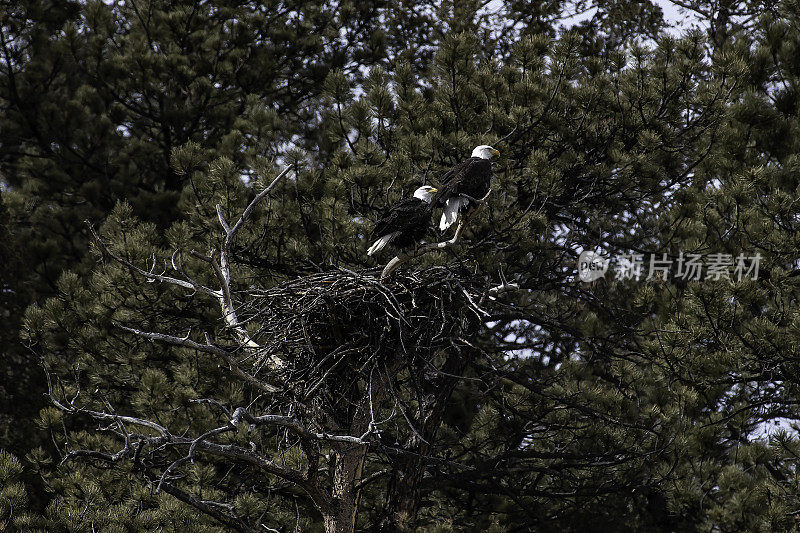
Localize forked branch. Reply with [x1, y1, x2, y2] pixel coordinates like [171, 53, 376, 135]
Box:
[89, 166, 292, 371]
[211, 166, 293, 367]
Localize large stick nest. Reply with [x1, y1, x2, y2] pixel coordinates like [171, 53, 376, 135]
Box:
[236, 266, 489, 402]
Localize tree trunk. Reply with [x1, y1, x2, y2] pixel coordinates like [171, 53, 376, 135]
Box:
[322, 370, 382, 533]
[320, 440, 367, 533]
[323, 507, 355, 533]
[711, 0, 732, 50]
[382, 415, 441, 529]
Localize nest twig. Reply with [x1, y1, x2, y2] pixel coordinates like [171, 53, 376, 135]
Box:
[234, 266, 487, 407]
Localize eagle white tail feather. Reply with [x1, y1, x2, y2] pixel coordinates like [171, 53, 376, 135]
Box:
[367, 231, 401, 256]
[439, 197, 468, 230]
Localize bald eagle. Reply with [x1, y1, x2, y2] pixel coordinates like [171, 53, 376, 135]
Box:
[366, 186, 438, 256]
[434, 145, 499, 230]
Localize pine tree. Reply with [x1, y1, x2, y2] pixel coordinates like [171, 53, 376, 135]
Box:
[660, 0, 781, 49]
[0, 1, 421, 520]
[7, 1, 800, 532]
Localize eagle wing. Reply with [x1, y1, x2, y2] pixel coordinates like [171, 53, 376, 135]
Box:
[372, 197, 430, 238]
[433, 157, 492, 205]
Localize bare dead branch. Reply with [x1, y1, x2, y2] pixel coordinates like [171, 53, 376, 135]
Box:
[115, 324, 281, 393]
[61, 447, 132, 466]
[156, 481, 257, 533]
[226, 165, 293, 248]
[484, 281, 521, 304]
[229, 407, 376, 445]
[354, 467, 391, 490]
[43, 362, 171, 437]
[88, 223, 217, 296]
[208, 166, 292, 369]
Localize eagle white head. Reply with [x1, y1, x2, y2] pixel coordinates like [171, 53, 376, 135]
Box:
[413, 185, 438, 203]
[472, 145, 500, 160]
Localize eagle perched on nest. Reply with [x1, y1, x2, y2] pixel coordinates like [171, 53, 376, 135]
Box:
[434, 145, 500, 230]
[367, 185, 438, 256]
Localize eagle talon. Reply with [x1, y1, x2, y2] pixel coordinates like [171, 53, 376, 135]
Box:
[459, 193, 484, 205]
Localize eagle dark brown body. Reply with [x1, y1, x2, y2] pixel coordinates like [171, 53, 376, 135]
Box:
[432, 157, 493, 206]
[433, 145, 498, 230]
[366, 185, 437, 256]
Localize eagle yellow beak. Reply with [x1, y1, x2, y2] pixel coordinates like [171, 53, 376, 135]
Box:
[430, 187, 438, 193]
[492, 149, 500, 157]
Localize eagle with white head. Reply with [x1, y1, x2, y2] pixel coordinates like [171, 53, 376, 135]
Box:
[366, 185, 438, 256]
[433, 145, 499, 231]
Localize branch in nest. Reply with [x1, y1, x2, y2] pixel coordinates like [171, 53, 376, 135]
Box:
[380, 190, 492, 281]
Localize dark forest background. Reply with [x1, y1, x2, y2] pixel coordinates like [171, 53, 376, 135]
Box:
[3, 0, 800, 531]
